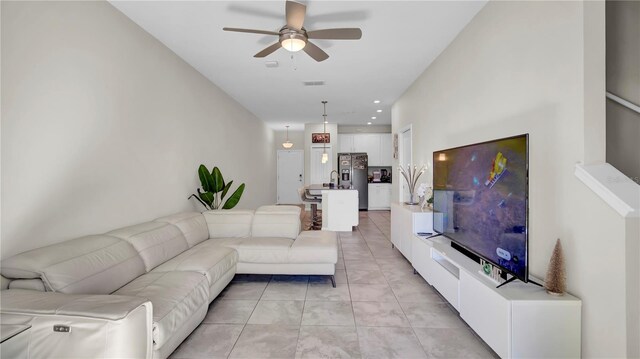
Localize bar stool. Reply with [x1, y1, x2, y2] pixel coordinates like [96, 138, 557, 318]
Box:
[298, 187, 322, 230]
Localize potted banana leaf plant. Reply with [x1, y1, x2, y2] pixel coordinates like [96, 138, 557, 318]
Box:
[188, 164, 245, 210]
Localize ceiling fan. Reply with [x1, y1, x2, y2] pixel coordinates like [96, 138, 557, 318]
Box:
[223, 0, 362, 62]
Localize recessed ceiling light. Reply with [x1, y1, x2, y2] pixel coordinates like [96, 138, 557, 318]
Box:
[376, 109, 382, 113]
[324, 121, 328, 124]
[373, 100, 380, 104]
[371, 117, 376, 120]
[367, 122, 372, 125]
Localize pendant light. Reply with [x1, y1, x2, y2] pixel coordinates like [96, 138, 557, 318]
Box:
[282, 125, 293, 149]
[321, 101, 329, 164]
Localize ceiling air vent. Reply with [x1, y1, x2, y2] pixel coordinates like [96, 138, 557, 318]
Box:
[303, 81, 325, 87]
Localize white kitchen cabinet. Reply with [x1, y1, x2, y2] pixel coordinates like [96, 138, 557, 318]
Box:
[368, 183, 391, 210]
[354, 134, 380, 165]
[337, 133, 392, 166]
[338, 134, 355, 153]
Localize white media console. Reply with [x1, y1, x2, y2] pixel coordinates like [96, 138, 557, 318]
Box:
[390, 202, 581, 358]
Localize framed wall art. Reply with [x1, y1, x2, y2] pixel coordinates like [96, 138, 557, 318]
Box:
[312, 133, 330, 143]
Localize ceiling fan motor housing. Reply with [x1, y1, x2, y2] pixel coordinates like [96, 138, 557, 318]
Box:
[279, 26, 307, 52]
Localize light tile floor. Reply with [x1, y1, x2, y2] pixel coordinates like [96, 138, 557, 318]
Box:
[170, 211, 498, 359]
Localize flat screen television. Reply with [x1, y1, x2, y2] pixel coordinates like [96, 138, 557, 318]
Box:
[433, 134, 529, 282]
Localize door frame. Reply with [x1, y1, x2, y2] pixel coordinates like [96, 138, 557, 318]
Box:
[398, 124, 412, 202]
[276, 149, 304, 204]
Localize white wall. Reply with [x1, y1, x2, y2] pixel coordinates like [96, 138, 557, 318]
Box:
[1, 1, 276, 259]
[392, 1, 630, 356]
[273, 129, 305, 152]
[304, 123, 338, 185]
[626, 217, 640, 358]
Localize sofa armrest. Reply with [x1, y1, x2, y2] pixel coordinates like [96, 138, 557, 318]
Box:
[0, 289, 153, 359]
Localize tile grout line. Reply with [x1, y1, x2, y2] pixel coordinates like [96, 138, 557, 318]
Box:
[340, 230, 364, 355]
[360, 213, 430, 358]
[225, 276, 271, 358]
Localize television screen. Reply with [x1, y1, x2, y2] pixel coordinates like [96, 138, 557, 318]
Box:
[433, 134, 528, 281]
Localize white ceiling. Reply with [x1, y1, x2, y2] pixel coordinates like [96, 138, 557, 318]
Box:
[110, 1, 486, 130]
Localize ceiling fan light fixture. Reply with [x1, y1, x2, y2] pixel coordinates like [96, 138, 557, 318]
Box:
[281, 33, 306, 52]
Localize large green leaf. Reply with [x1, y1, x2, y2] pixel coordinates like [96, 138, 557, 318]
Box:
[221, 181, 233, 201]
[198, 165, 215, 192]
[188, 194, 209, 210]
[222, 183, 245, 209]
[212, 167, 225, 193]
[197, 189, 214, 207]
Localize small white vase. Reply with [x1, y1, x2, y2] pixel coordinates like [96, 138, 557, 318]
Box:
[405, 192, 419, 205]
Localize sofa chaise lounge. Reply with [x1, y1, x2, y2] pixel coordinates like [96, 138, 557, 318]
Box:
[0, 205, 337, 358]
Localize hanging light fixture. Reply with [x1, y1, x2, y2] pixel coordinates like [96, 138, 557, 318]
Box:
[321, 101, 329, 164]
[282, 125, 293, 149]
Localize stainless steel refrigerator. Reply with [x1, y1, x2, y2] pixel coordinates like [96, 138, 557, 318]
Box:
[338, 153, 368, 210]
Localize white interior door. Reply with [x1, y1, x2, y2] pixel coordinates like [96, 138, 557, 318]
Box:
[399, 127, 412, 203]
[310, 146, 332, 185]
[277, 150, 304, 204]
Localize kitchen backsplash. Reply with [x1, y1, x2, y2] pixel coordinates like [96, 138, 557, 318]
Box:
[368, 166, 392, 183]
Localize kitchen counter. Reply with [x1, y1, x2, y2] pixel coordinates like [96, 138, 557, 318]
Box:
[306, 184, 358, 231]
[306, 184, 354, 196]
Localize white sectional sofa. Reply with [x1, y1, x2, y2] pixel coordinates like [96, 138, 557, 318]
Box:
[0, 205, 337, 359]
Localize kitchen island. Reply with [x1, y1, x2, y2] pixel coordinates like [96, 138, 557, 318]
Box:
[306, 184, 359, 231]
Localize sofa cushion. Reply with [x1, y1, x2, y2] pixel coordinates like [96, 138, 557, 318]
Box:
[256, 205, 302, 214]
[289, 230, 338, 264]
[0, 235, 145, 294]
[232, 237, 294, 264]
[203, 210, 254, 238]
[108, 222, 189, 272]
[151, 243, 238, 287]
[114, 271, 209, 350]
[154, 212, 208, 248]
[251, 211, 301, 239]
[8, 279, 46, 292]
[202, 237, 248, 248]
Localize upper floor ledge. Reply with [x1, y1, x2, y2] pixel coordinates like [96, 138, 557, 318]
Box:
[575, 163, 640, 218]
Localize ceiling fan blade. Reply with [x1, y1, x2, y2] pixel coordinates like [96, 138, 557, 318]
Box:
[303, 41, 329, 62]
[254, 42, 282, 58]
[285, 1, 306, 30]
[307, 28, 362, 40]
[223, 27, 279, 36]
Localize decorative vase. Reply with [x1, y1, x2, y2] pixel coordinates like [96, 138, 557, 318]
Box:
[399, 164, 426, 206]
